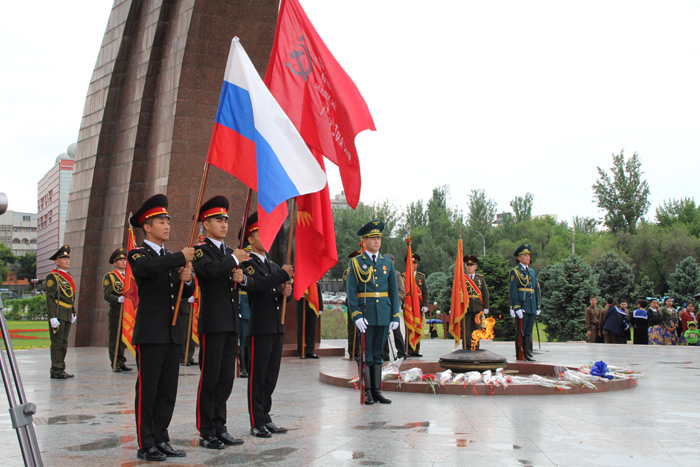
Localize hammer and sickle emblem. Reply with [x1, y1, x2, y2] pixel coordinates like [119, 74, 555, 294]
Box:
[284, 36, 313, 81]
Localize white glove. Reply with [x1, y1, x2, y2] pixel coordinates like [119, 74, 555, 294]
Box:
[509, 308, 515, 318]
[188, 296, 195, 304]
[484, 308, 489, 315]
[421, 307, 428, 313]
[389, 321, 399, 330]
[319, 309, 323, 316]
[118, 296, 125, 303]
[71, 314, 77, 324]
[536, 309, 541, 316]
[516, 309, 523, 319]
[50, 318, 60, 329]
[354, 317, 368, 333]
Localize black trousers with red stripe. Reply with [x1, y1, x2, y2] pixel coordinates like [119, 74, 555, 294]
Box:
[197, 331, 238, 438]
[134, 343, 181, 448]
[247, 333, 283, 428]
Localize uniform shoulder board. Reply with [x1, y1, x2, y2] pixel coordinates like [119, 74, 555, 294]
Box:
[129, 248, 146, 260]
[417, 271, 426, 277]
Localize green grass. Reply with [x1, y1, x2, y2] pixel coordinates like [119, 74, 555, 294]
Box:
[1, 321, 51, 350]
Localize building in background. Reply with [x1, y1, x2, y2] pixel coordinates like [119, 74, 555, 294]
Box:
[331, 191, 348, 210]
[0, 209, 37, 256]
[36, 144, 75, 278]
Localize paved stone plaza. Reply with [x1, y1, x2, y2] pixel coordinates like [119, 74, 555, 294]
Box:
[0, 338, 698, 466]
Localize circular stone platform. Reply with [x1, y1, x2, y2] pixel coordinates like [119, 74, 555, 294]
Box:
[319, 360, 636, 396]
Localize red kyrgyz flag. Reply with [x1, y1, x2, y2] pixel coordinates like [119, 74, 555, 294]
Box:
[264, 0, 375, 208]
[191, 275, 201, 345]
[121, 225, 139, 356]
[293, 151, 338, 300]
[449, 237, 469, 345]
[404, 237, 423, 350]
[304, 282, 320, 317]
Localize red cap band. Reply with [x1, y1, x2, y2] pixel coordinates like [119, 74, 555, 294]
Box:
[138, 207, 169, 225]
[200, 207, 228, 221]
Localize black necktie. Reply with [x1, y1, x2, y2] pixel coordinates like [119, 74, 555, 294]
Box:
[159, 248, 165, 257]
[372, 254, 376, 264]
[220, 244, 226, 255]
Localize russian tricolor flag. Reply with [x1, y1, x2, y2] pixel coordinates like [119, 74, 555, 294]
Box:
[207, 37, 326, 241]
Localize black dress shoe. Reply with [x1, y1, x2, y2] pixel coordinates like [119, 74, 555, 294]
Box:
[265, 422, 288, 434]
[239, 369, 248, 378]
[155, 441, 186, 457]
[113, 366, 122, 373]
[137, 446, 166, 461]
[250, 426, 272, 438]
[119, 365, 133, 372]
[304, 353, 320, 359]
[50, 372, 74, 379]
[199, 435, 225, 450]
[217, 431, 244, 446]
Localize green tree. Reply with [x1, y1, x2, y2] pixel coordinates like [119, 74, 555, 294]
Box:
[573, 216, 598, 235]
[539, 255, 598, 341]
[0, 244, 13, 283]
[467, 189, 496, 235]
[510, 193, 533, 223]
[478, 252, 513, 340]
[667, 256, 700, 305]
[426, 272, 447, 305]
[15, 253, 36, 280]
[655, 197, 700, 237]
[633, 275, 656, 302]
[594, 252, 635, 302]
[592, 150, 650, 233]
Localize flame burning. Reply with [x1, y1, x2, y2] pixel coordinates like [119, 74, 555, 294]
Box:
[471, 313, 496, 350]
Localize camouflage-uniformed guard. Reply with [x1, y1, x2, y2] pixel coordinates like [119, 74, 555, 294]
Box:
[102, 247, 132, 372]
[509, 243, 540, 361]
[346, 220, 400, 405]
[46, 245, 77, 379]
[462, 255, 490, 350]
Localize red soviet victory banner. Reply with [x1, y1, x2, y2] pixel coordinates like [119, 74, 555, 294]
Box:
[121, 225, 139, 356]
[293, 151, 338, 301]
[264, 0, 375, 208]
[404, 237, 423, 350]
[449, 237, 469, 345]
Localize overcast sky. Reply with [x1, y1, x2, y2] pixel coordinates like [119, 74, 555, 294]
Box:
[2, 0, 699, 226]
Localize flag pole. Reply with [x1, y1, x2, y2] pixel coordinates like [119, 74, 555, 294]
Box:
[172, 160, 211, 326]
[234, 189, 253, 291]
[280, 199, 297, 325]
[301, 299, 306, 358]
[184, 301, 194, 365]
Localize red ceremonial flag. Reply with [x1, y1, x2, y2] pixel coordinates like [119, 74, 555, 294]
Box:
[121, 225, 139, 356]
[191, 275, 201, 345]
[293, 151, 338, 300]
[404, 237, 423, 350]
[264, 0, 375, 208]
[303, 282, 320, 317]
[449, 237, 469, 345]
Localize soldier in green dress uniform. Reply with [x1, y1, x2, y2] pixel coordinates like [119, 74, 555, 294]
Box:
[102, 247, 132, 372]
[46, 245, 77, 379]
[462, 255, 490, 350]
[509, 243, 540, 361]
[346, 220, 400, 405]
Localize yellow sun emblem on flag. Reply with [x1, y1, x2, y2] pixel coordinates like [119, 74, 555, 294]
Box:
[297, 210, 313, 227]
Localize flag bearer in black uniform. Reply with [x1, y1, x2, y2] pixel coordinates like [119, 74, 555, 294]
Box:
[46, 245, 77, 379]
[296, 281, 321, 358]
[405, 253, 428, 357]
[346, 220, 401, 405]
[102, 247, 132, 372]
[193, 196, 248, 449]
[128, 194, 195, 462]
[240, 213, 294, 438]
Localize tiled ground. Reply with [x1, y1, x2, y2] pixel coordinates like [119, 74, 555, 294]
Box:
[0, 338, 698, 466]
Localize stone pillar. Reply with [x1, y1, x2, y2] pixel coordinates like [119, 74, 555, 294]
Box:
[65, 0, 279, 346]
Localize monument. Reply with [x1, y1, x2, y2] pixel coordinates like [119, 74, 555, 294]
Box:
[64, 0, 281, 347]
